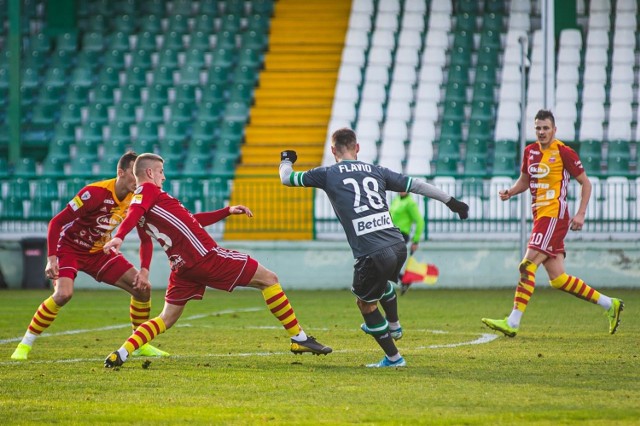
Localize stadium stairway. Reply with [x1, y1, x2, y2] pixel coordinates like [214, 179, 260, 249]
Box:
[226, 0, 349, 240]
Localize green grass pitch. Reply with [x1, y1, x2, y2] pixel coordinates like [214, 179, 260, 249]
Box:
[1, 288, 638, 425]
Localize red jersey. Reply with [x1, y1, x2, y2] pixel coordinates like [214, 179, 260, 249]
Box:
[521, 139, 584, 220]
[51, 178, 133, 255]
[116, 182, 223, 272]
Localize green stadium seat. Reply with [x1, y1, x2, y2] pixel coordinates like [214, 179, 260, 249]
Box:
[493, 140, 518, 159]
[75, 139, 100, 161]
[218, 119, 245, 142]
[442, 100, 465, 121]
[237, 48, 261, 68]
[440, 119, 463, 140]
[466, 137, 490, 156]
[200, 0, 219, 14]
[1, 196, 24, 220]
[120, 84, 142, 105]
[479, 29, 501, 49]
[168, 14, 189, 34]
[113, 102, 137, 125]
[97, 66, 120, 87]
[581, 155, 602, 176]
[475, 64, 497, 85]
[52, 121, 76, 143]
[211, 47, 236, 69]
[191, 30, 212, 50]
[70, 66, 95, 88]
[33, 178, 59, 201]
[492, 155, 517, 176]
[177, 177, 204, 200]
[23, 50, 47, 71]
[188, 138, 212, 157]
[485, 1, 506, 14]
[60, 177, 88, 200]
[210, 152, 238, 175]
[197, 100, 225, 122]
[607, 140, 631, 157]
[21, 67, 40, 89]
[192, 120, 216, 143]
[14, 158, 37, 177]
[579, 140, 602, 157]
[444, 81, 466, 102]
[113, 14, 136, 34]
[164, 120, 189, 143]
[136, 30, 158, 50]
[220, 14, 242, 32]
[241, 29, 269, 50]
[437, 138, 461, 159]
[472, 81, 494, 102]
[477, 45, 500, 66]
[450, 45, 472, 67]
[82, 31, 104, 52]
[207, 66, 230, 86]
[182, 154, 210, 177]
[151, 66, 174, 87]
[158, 49, 179, 70]
[140, 15, 162, 35]
[103, 49, 126, 69]
[7, 178, 31, 198]
[38, 84, 65, 106]
[131, 49, 152, 69]
[185, 48, 206, 68]
[607, 156, 630, 176]
[147, 83, 169, 103]
[158, 136, 184, 161]
[216, 136, 242, 155]
[131, 138, 155, 154]
[169, 102, 193, 122]
[455, 13, 476, 33]
[447, 64, 469, 84]
[93, 83, 115, 105]
[56, 32, 78, 52]
[108, 31, 130, 51]
[41, 155, 67, 178]
[43, 66, 67, 87]
[464, 155, 489, 176]
[228, 82, 254, 102]
[163, 31, 185, 51]
[251, 0, 275, 15]
[216, 30, 237, 50]
[140, 101, 164, 124]
[47, 138, 72, 161]
[194, 15, 216, 34]
[246, 13, 271, 32]
[460, 177, 486, 197]
[224, 0, 245, 15]
[178, 66, 201, 86]
[136, 121, 159, 144]
[30, 32, 51, 53]
[470, 101, 494, 121]
[103, 138, 129, 158]
[435, 156, 459, 176]
[142, 0, 165, 14]
[68, 156, 95, 177]
[108, 121, 131, 143]
[86, 102, 109, 125]
[452, 29, 474, 49]
[125, 66, 147, 87]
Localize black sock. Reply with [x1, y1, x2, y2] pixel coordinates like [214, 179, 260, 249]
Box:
[363, 309, 398, 357]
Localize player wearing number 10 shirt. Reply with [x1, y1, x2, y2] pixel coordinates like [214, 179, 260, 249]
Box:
[482, 109, 624, 338]
[280, 128, 469, 367]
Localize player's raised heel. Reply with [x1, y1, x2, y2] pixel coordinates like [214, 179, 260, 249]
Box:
[132, 343, 170, 357]
[11, 343, 32, 360]
[104, 351, 124, 368]
[366, 355, 406, 368]
[481, 317, 518, 337]
[290, 336, 332, 355]
[607, 298, 624, 335]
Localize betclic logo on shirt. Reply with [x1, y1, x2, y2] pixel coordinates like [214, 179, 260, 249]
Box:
[352, 211, 394, 236]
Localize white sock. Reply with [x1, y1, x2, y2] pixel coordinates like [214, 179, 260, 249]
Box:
[21, 331, 38, 347]
[507, 310, 523, 328]
[387, 353, 402, 362]
[117, 347, 129, 361]
[597, 295, 612, 310]
[388, 321, 401, 331]
[291, 330, 308, 342]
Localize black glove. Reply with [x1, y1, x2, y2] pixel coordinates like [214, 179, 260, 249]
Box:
[446, 197, 469, 220]
[280, 150, 297, 164]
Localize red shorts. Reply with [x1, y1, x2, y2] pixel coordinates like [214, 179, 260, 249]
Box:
[165, 247, 259, 306]
[528, 216, 569, 258]
[56, 245, 135, 285]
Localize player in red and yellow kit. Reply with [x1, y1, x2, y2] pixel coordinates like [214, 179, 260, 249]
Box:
[11, 151, 169, 360]
[102, 153, 331, 368]
[482, 109, 624, 336]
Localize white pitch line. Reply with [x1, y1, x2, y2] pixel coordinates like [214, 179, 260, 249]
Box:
[0, 307, 264, 345]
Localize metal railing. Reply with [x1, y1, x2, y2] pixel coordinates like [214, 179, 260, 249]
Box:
[1, 175, 639, 239]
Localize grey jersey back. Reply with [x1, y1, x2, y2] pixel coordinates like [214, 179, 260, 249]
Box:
[300, 160, 410, 258]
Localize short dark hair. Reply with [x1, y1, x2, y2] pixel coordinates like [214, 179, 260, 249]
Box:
[331, 128, 357, 153]
[534, 109, 555, 126]
[117, 150, 138, 171]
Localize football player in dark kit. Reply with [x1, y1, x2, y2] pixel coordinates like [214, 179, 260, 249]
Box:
[280, 128, 469, 367]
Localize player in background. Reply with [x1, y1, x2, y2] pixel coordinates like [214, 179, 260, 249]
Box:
[102, 153, 331, 368]
[11, 151, 169, 360]
[279, 128, 469, 367]
[482, 109, 624, 337]
[389, 191, 425, 295]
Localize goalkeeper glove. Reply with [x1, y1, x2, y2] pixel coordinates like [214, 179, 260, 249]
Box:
[280, 150, 297, 164]
[446, 197, 469, 220]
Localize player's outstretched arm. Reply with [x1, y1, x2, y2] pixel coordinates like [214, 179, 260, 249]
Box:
[279, 150, 298, 186]
[229, 205, 253, 217]
[409, 178, 469, 220]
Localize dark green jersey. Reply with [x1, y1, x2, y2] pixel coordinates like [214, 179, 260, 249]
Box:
[289, 160, 411, 258]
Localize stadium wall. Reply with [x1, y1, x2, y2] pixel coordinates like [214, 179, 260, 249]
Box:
[1, 239, 639, 290]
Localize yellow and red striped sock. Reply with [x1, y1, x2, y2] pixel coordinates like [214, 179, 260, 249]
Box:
[550, 273, 601, 304]
[262, 283, 301, 337]
[513, 260, 537, 312]
[129, 297, 151, 331]
[27, 296, 62, 335]
[123, 317, 167, 354]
